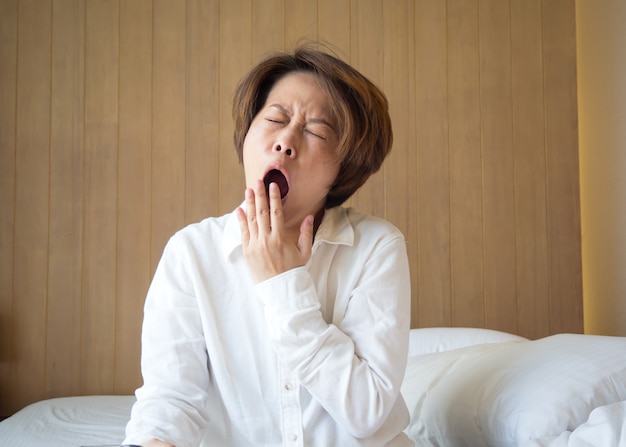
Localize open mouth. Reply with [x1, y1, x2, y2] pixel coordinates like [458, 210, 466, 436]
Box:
[263, 169, 289, 200]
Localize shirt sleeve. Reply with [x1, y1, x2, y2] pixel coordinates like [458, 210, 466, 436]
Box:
[124, 236, 210, 447]
[254, 232, 411, 439]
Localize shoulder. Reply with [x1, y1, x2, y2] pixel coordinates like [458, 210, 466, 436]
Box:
[164, 211, 234, 258]
[320, 206, 406, 252]
[342, 207, 405, 241]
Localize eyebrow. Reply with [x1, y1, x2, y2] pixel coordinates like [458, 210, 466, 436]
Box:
[268, 104, 336, 132]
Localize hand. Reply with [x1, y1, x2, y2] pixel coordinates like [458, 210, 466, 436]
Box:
[236, 179, 314, 283]
[139, 439, 175, 447]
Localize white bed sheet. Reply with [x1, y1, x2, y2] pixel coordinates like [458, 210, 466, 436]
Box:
[1, 329, 624, 447]
[0, 395, 135, 447]
[525, 400, 626, 447]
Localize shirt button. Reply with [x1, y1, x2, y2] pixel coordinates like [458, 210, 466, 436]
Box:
[291, 434, 298, 442]
[284, 383, 293, 391]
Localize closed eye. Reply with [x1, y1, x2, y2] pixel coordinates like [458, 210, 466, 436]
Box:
[305, 128, 327, 140]
[266, 118, 285, 124]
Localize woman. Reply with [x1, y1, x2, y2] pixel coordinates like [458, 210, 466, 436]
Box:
[123, 45, 413, 447]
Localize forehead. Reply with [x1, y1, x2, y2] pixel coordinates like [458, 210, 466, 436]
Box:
[264, 71, 330, 111]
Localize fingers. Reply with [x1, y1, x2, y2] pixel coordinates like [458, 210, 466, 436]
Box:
[252, 179, 271, 234]
[268, 183, 284, 234]
[238, 182, 312, 282]
[241, 180, 285, 240]
[297, 214, 314, 259]
[243, 187, 258, 240]
[236, 206, 250, 244]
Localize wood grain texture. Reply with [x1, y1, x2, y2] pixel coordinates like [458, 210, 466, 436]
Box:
[350, 0, 385, 218]
[479, 0, 517, 333]
[46, 0, 85, 399]
[511, 0, 550, 338]
[415, 0, 450, 327]
[542, 0, 583, 334]
[0, 0, 18, 413]
[82, 0, 119, 395]
[116, 0, 152, 394]
[0, 0, 582, 416]
[448, 0, 484, 329]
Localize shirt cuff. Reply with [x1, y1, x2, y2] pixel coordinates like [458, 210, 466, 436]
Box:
[254, 266, 319, 317]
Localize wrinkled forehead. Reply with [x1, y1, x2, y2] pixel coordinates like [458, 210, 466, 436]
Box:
[261, 70, 342, 130]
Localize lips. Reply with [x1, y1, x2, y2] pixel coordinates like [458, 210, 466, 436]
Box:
[263, 169, 289, 200]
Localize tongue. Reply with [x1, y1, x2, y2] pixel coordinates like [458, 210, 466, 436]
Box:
[263, 169, 289, 199]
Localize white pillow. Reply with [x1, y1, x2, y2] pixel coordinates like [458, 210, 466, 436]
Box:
[408, 327, 528, 356]
[401, 334, 626, 446]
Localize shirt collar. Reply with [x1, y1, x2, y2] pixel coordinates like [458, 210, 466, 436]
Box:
[222, 204, 354, 261]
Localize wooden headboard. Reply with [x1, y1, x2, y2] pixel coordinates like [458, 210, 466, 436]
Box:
[0, 0, 581, 416]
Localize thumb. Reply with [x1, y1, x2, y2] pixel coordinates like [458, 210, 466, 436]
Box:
[297, 214, 314, 261]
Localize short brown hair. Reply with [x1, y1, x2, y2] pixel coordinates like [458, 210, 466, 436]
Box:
[232, 45, 393, 208]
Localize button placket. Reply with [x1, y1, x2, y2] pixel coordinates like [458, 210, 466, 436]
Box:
[279, 365, 303, 446]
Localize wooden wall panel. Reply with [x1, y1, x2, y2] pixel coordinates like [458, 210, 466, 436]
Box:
[218, 0, 250, 215]
[415, 0, 450, 327]
[285, 0, 317, 47]
[0, 0, 18, 408]
[350, 0, 385, 218]
[318, 0, 351, 60]
[0, 0, 582, 416]
[151, 0, 187, 270]
[46, 0, 85, 398]
[379, 1, 419, 330]
[252, 0, 285, 59]
[82, 0, 119, 395]
[543, 0, 583, 334]
[448, 0, 484, 328]
[185, 0, 220, 223]
[479, 0, 518, 333]
[116, 0, 153, 394]
[511, 0, 550, 338]
[11, 0, 52, 412]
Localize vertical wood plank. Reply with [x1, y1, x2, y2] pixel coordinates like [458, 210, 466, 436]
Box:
[218, 0, 251, 214]
[285, 0, 317, 47]
[511, 0, 550, 339]
[448, 0, 485, 328]
[0, 0, 18, 416]
[383, 0, 418, 326]
[82, 0, 119, 395]
[116, 0, 152, 394]
[350, 0, 385, 218]
[414, 0, 450, 327]
[542, 0, 583, 334]
[0, 0, 587, 413]
[479, 0, 517, 333]
[186, 0, 220, 224]
[151, 0, 187, 269]
[11, 0, 52, 412]
[318, 0, 351, 59]
[252, 0, 285, 62]
[46, 0, 85, 398]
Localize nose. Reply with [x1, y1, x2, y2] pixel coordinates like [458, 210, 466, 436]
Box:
[273, 143, 294, 157]
[273, 127, 298, 158]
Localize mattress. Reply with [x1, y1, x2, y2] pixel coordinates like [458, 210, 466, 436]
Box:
[0, 395, 134, 447]
[1, 328, 625, 447]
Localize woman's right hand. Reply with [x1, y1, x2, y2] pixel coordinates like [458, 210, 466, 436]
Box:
[141, 439, 175, 447]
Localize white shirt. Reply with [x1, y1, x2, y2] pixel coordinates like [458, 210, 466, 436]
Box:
[124, 205, 413, 447]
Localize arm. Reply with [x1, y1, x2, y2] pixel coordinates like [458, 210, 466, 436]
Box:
[237, 180, 410, 438]
[256, 234, 411, 438]
[124, 238, 210, 447]
[129, 440, 175, 447]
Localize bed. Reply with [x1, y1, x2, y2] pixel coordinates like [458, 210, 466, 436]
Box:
[1, 328, 625, 447]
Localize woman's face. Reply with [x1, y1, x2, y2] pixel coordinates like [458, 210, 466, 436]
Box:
[242, 71, 342, 233]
